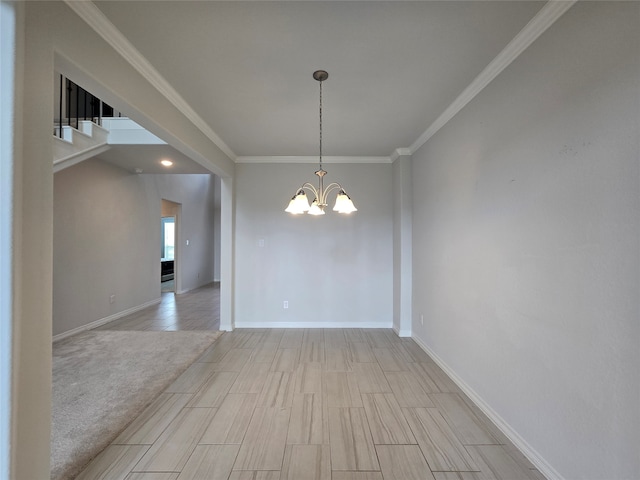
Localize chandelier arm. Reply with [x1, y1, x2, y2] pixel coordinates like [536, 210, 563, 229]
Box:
[322, 182, 344, 203]
[300, 183, 319, 198]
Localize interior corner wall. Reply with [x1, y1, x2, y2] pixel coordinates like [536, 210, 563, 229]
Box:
[392, 156, 412, 337]
[1, 1, 26, 477]
[410, 3, 639, 479]
[11, 1, 54, 477]
[53, 159, 217, 337]
[219, 175, 235, 331]
[234, 162, 393, 328]
[213, 175, 222, 282]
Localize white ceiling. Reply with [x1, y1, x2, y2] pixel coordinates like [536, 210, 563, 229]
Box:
[97, 144, 213, 175]
[87, 1, 546, 169]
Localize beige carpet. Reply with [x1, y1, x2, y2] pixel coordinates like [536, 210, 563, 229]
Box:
[51, 330, 222, 480]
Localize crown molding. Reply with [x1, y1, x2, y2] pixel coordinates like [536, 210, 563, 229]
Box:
[408, 0, 576, 155]
[390, 148, 412, 163]
[236, 155, 391, 164]
[64, 0, 237, 162]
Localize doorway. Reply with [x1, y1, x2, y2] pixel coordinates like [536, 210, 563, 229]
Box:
[161, 199, 181, 293]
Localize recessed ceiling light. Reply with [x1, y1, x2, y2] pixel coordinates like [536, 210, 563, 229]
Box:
[160, 159, 173, 167]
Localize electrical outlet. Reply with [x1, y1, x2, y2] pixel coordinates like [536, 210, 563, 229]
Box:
[420, 314, 424, 325]
[283, 301, 289, 309]
[109, 294, 116, 304]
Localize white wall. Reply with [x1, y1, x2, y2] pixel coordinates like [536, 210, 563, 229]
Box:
[234, 162, 393, 327]
[53, 158, 217, 337]
[411, 3, 639, 479]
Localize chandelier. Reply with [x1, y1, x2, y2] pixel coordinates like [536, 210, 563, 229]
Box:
[285, 70, 357, 215]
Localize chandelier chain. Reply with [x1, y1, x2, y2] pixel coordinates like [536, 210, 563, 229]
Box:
[319, 78, 323, 171]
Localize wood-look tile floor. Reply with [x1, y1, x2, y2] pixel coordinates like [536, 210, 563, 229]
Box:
[78, 323, 546, 479]
[94, 283, 221, 332]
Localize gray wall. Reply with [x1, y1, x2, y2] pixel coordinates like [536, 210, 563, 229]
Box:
[53, 158, 217, 337]
[410, 3, 639, 479]
[234, 162, 393, 327]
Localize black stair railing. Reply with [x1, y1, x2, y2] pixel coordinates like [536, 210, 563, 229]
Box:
[55, 74, 121, 138]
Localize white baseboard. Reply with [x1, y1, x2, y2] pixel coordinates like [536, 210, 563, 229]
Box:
[411, 335, 563, 480]
[234, 321, 393, 329]
[393, 324, 412, 337]
[52, 298, 161, 343]
[176, 280, 219, 295]
[175, 286, 202, 295]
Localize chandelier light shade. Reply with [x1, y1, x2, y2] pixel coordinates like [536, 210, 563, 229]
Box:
[285, 70, 357, 216]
